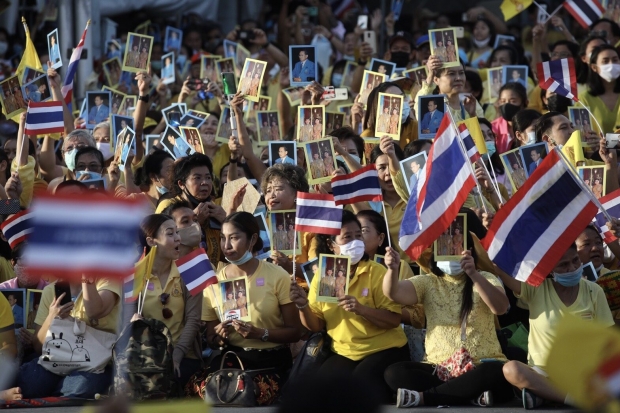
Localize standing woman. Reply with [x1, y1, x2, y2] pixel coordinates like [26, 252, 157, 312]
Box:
[132, 214, 203, 388]
[580, 44, 620, 134]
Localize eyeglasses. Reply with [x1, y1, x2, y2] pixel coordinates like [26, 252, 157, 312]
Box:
[160, 293, 172, 319]
[75, 163, 103, 172]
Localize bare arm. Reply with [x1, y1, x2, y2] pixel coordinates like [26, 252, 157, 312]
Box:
[289, 282, 326, 332]
[339, 295, 401, 329]
[39, 136, 64, 182]
[230, 93, 267, 180]
[16, 113, 28, 167]
[252, 29, 289, 69]
[81, 282, 118, 320]
[492, 264, 522, 296]
[383, 247, 419, 305]
[47, 63, 74, 135]
[232, 302, 302, 343]
[461, 251, 509, 315]
[132, 70, 153, 166]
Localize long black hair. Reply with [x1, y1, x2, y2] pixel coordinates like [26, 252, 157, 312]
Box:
[357, 210, 390, 257]
[587, 44, 620, 96]
[315, 210, 369, 263]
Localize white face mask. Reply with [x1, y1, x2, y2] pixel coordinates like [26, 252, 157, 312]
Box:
[436, 260, 463, 276]
[64, 148, 77, 171]
[337, 239, 365, 265]
[473, 37, 490, 48]
[526, 131, 536, 145]
[598, 63, 620, 82]
[96, 141, 113, 161]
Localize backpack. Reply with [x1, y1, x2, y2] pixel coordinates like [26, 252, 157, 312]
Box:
[113, 318, 175, 400]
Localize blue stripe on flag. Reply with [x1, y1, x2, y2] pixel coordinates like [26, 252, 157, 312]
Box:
[492, 171, 581, 275]
[28, 223, 138, 248]
[332, 174, 382, 197]
[27, 111, 64, 124]
[297, 204, 342, 222]
[420, 137, 466, 214]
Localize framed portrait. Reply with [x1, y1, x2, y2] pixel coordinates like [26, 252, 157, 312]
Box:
[326, 112, 345, 134]
[429, 28, 459, 67]
[493, 34, 516, 49]
[297, 105, 325, 143]
[103, 57, 122, 87]
[236, 44, 251, 76]
[269, 141, 297, 167]
[21, 74, 51, 104]
[403, 66, 428, 87]
[179, 113, 205, 128]
[256, 111, 283, 145]
[117, 127, 136, 172]
[282, 86, 303, 106]
[179, 126, 204, 155]
[102, 86, 126, 116]
[26, 289, 43, 331]
[105, 39, 122, 60]
[163, 26, 183, 53]
[161, 125, 194, 159]
[487, 67, 503, 103]
[289, 45, 318, 87]
[500, 148, 528, 194]
[161, 52, 175, 85]
[257, 96, 271, 111]
[301, 258, 319, 286]
[317, 254, 350, 303]
[223, 39, 238, 59]
[268, 210, 301, 256]
[341, 61, 358, 89]
[363, 137, 380, 164]
[122, 32, 154, 73]
[374, 254, 386, 267]
[360, 70, 386, 105]
[188, 109, 209, 120]
[303, 138, 337, 185]
[111, 114, 134, 148]
[215, 107, 233, 144]
[218, 276, 251, 322]
[254, 212, 272, 260]
[85, 91, 112, 129]
[145, 134, 162, 154]
[582, 261, 598, 282]
[1, 289, 26, 329]
[200, 55, 221, 83]
[370, 58, 396, 78]
[578, 166, 606, 199]
[239, 58, 267, 102]
[337, 103, 354, 127]
[0, 75, 27, 119]
[375, 92, 403, 140]
[215, 58, 236, 80]
[502, 65, 529, 88]
[434, 213, 467, 262]
[47, 29, 62, 69]
[568, 107, 597, 142]
[162, 104, 183, 127]
[119, 95, 137, 117]
[417, 94, 446, 140]
[400, 152, 428, 195]
[21, 66, 45, 85]
[519, 142, 549, 178]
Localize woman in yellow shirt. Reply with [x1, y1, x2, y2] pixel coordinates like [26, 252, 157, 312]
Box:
[383, 226, 512, 407]
[290, 210, 409, 403]
[580, 44, 620, 134]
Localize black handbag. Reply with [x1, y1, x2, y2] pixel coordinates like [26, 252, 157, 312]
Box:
[203, 351, 273, 407]
[287, 331, 332, 382]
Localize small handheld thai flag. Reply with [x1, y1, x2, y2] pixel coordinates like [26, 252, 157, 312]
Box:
[24, 101, 64, 135]
[537, 58, 579, 102]
[458, 123, 481, 163]
[482, 149, 598, 286]
[62, 22, 89, 111]
[295, 193, 343, 235]
[593, 189, 620, 244]
[176, 248, 217, 296]
[331, 164, 383, 205]
[23, 193, 150, 282]
[0, 209, 32, 248]
[563, 0, 604, 28]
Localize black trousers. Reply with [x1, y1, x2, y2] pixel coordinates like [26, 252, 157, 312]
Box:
[318, 345, 410, 403]
[384, 361, 514, 406]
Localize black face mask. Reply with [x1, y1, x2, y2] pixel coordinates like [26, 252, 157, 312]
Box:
[499, 103, 521, 122]
[546, 94, 572, 114]
[390, 51, 410, 68]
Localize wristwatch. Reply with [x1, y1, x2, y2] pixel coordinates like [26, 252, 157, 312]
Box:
[261, 328, 269, 342]
[138, 95, 149, 103]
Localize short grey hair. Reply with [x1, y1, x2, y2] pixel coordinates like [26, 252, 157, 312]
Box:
[64, 130, 96, 150]
[93, 122, 110, 134]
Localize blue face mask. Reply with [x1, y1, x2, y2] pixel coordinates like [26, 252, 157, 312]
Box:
[484, 141, 496, 159]
[225, 249, 254, 266]
[75, 170, 103, 180]
[552, 265, 583, 287]
[332, 73, 343, 87]
[42, 64, 48, 72]
[64, 149, 77, 171]
[401, 102, 411, 124]
[156, 178, 168, 195]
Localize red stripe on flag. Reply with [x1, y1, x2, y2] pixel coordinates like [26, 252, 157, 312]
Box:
[295, 224, 341, 235]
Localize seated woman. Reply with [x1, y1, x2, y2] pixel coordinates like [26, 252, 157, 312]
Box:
[0, 293, 20, 401]
[499, 243, 614, 409]
[383, 222, 512, 407]
[129, 214, 203, 388]
[289, 210, 409, 403]
[16, 270, 121, 398]
[201, 212, 301, 395]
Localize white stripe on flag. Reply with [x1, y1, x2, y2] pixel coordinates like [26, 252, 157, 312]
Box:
[561, 59, 571, 95]
[543, 61, 551, 83]
[332, 169, 378, 186]
[32, 202, 147, 225]
[186, 273, 214, 291]
[25, 246, 137, 269]
[570, 1, 593, 25]
[177, 254, 208, 273]
[295, 217, 341, 229]
[27, 106, 63, 114]
[584, 0, 604, 14]
[334, 187, 384, 199]
[297, 198, 341, 208]
[25, 121, 64, 131]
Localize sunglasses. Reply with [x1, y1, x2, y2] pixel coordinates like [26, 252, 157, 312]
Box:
[160, 293, 173, 319]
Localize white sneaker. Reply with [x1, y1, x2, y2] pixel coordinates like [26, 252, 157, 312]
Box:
[396, 388, 421, 408]
[471, 391, 493, 407]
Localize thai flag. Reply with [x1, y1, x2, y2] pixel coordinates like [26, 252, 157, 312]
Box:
[24, 101, 64, 135]
[61, 22, 90, 111]
[537, 58, 579, 102]
[593, 189, 620, 244]
[176, 248, 217, 296]
[597, 354, 620, 397]
[399, 116, 476, 261]
[295, 193, 343, 235]
[331, 164, 383, 205]
[22, 193, 149, 282]
[0, 210, 33, 248]
[564, 0, 605, 28]
[459, 123, 481, 163]
[482, 149, 598, 286]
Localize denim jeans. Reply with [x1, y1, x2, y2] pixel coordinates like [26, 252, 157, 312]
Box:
[17, 358, 112, 399]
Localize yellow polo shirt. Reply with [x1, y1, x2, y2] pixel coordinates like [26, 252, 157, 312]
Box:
[580, 91, 620, 134]
[35, 279, 122, 334]
[309, 259, 407, 361]
[202, 260, 293, 350]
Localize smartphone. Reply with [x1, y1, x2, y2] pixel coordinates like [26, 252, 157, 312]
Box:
[323, 87, 348, 101]
[222, 72, 237, 97]
[454, 27, 465, 39]
[364, 31, 377, 54]
[357, 15, 368, 29]
[606, 133, 619, 149]
[187, 78, 209, 90]
[54, 282, 72, 306]
[238, 30, 255, 41]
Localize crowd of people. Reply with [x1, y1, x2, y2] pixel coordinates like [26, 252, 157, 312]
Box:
[0, 0, 619, 410]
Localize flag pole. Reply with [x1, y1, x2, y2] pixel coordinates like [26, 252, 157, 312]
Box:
[292, 229, 297, 281]
[484, 160, 506, 205]
[543, 4, 563, 24]
[381, 202, 393, 248]
[557, 148, 614, 222]
[210, 284, 224, 322]
[443, 99, 489, 213]
[577, 101, 605, 137]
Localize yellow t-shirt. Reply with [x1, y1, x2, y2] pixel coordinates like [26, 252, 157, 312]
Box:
[579, 91, 620, 134]
[202, 260, 293, 350]
[0, 292, 14, 331]
[309, 259, 407, 361]
[0, 258, 15, 283]
[35, 279, 122, 334]
[409, 271, 506, 364]
[515, 278, 614, 368]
